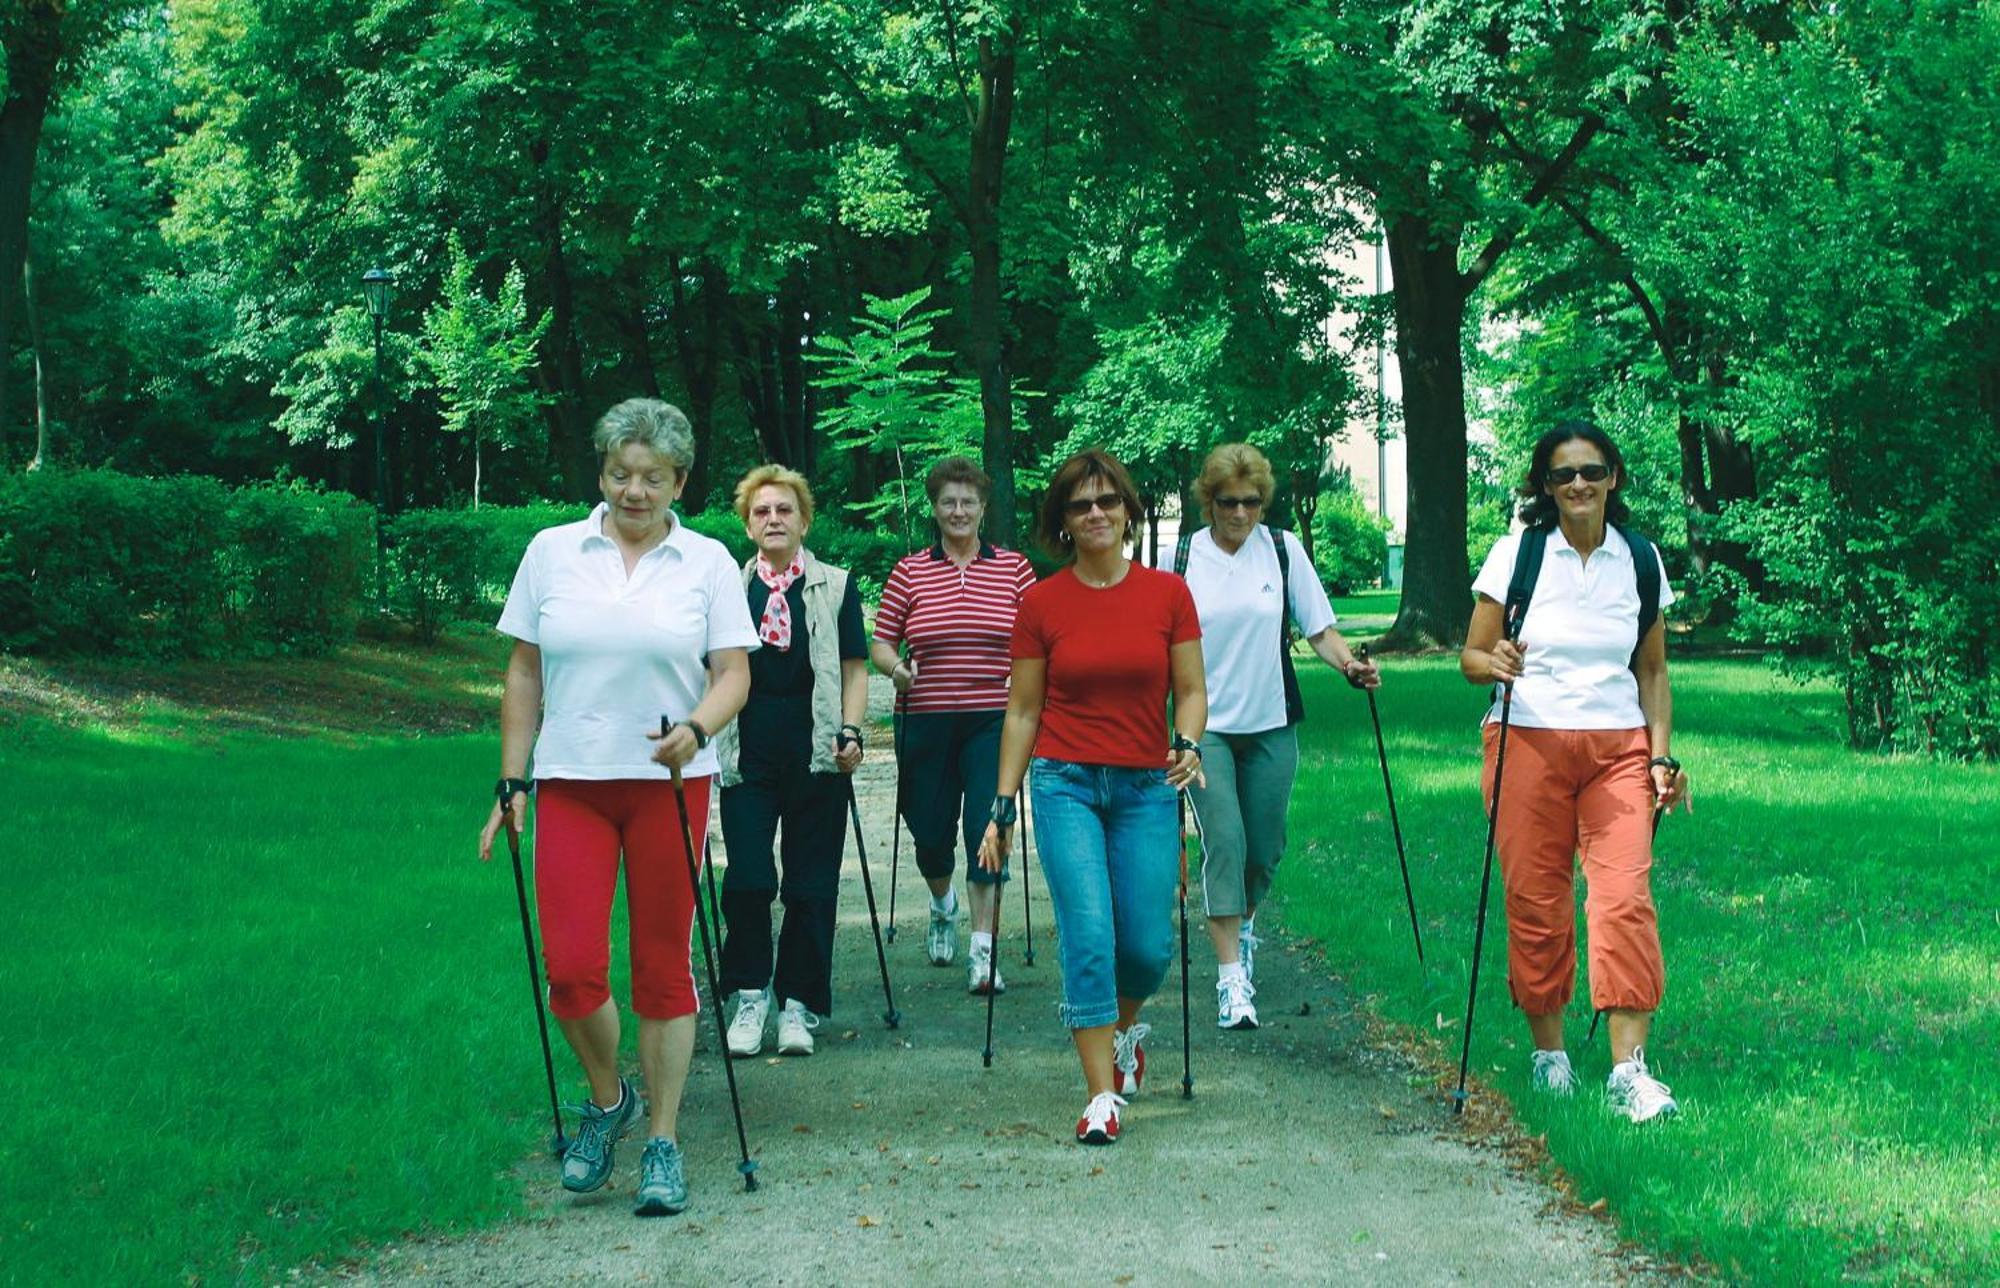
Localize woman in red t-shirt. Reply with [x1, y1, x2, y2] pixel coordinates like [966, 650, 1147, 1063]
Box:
[978, 449, 1207, 1146]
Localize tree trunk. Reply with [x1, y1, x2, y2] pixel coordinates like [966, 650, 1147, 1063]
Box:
[24, 254, 49, 470]
[967, 28, 1021, 546]
[668, 256, 725, 508]
[0, 9, 63, 464]
[529, 140, 595, 499]
[1379, 214, 1473, 650]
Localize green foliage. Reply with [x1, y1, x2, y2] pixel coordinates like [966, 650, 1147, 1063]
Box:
[217, 481, 373, 655]
[0, 469, 369, 658]
[418, 233, 548, 504]
[1309, 481, 1390, 594]
[809, 288, 983, 525]
[385, 510, 488, 644]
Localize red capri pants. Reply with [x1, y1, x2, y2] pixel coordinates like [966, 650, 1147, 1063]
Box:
[533, 776, 712, 1022]
[1481, 726, 1665, 1016]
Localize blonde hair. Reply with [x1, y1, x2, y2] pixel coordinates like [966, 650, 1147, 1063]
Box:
[1193, 442, 1275, 524]
[732, 464, 815, 527]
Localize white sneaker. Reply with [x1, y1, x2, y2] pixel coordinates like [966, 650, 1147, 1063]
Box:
[1531, 1048, 1578, 1096]
[1239, 922, 1260, 981]
[966, 940, 1006, 995]
[1607, 1047, 1679, 1123]
[927, 896, 960, 966]
[1112, 1021, 1151, 1096]
[725, 989, 769, 1058]
[1216, 975, 1258, 1030]
[775, 997, 820, 1056]
[1075, 1091, 1128, 1145]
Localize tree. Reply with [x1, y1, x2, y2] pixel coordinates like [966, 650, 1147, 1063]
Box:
[419, 234, 547, 507]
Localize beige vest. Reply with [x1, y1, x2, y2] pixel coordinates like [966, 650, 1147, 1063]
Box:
[716, 548, 849, 787]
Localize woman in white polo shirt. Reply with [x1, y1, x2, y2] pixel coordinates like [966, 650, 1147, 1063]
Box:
[1460, 420, 1691, 1124]
[478, 398, 758, 1216]
[1178, 443, 1379, 1031]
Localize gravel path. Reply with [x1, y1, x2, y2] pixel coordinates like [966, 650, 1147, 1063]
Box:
[348, 681, 1647, 1285]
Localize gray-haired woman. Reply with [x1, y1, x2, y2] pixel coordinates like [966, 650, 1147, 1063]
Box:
[479, 398, 757, 1216]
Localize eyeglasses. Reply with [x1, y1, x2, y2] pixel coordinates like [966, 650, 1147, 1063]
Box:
[1063, 492, 1126, 517]
[1214, 494, 1263, 511]
[935, 497, 982, 512]
[1547, 464, 1612, 485]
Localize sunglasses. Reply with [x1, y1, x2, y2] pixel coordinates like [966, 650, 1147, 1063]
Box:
[1063, 492, 1126, 517]
[1548, 464, 1612, 485]
[1215, 494, 1264, 511]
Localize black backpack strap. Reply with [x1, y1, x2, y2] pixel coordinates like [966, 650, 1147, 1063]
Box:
[1614, 522, 1663, 662]
[1268, 526, 1306, 725]
[1503, 525, 1550, 642]
[1269, 524, 1291, 630]
[1173, 528, 1196, 578]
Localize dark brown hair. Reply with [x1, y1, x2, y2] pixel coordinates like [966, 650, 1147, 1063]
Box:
[925, 455, 991, 505]
[1034, 448, 1144, 559]
[1516, 420, 1630, 529]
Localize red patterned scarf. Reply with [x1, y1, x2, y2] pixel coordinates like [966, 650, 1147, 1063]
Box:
[755, 552, 805, 650]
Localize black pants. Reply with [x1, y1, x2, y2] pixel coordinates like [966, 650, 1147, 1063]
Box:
[717, 766, 848, 1016]
[898, 708, 1007, 885]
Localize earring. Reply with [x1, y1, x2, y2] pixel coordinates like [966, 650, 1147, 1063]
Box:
[1059, 529, 1073, 544]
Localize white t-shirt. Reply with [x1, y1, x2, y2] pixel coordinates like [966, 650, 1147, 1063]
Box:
[1182, 526, 1338, 734]
[1471, 525, 1675, 730]
[496, 504, 760, 779]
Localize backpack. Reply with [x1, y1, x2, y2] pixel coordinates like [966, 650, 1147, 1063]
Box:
[1174, 524, 1305, 726]
[1502, 522, 1663, 665]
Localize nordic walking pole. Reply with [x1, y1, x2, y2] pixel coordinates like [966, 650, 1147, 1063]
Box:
[981, 871, 1002, 1067]
[1019, 795, 1036, 966]
[1586, 803, 1668, 1045]
[1453, 611, 1524, 1115]
[1178, 791, 1199, 1100]
[663, 719, 758, 1191]
[1358, 644, 1424, 969]
[499, 798, 567, 1159]
[841, 771, 902, 1029]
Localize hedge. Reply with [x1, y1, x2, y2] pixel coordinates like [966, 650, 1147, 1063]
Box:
[0, 469, 372, 659]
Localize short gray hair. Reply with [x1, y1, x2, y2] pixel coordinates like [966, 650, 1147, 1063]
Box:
[594, 399, 694, 476]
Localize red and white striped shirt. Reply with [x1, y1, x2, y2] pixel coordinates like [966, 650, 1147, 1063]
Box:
[873, 542, 1037, 713]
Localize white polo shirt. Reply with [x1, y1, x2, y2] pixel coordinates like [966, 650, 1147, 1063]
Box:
[1182, 526, 1338, 734]
[1471, 525, 1675, 730]
[496, 504, 760, 779]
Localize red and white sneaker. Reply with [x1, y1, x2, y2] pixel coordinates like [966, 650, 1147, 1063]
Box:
[1112, 1022, 1151, 1096]
[1075, 1091, 1128, 1145]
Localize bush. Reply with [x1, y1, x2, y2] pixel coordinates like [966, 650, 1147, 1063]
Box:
[385, 511, 488, 644]
[1310, 485, 1390, 594]
[0, 469, 370, 659]
[220, 483, 373, 655]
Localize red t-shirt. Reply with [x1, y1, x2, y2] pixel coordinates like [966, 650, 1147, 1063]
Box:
[1011, 564, 1202, 768]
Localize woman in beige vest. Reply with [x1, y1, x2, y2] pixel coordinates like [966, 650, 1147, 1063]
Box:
[712, 465, 870, 1059]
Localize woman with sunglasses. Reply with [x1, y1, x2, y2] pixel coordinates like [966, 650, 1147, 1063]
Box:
[1460, 421, 1691, 1124]
[978, 449, 1206, 1146]
[1176, 443, 1378, 1031]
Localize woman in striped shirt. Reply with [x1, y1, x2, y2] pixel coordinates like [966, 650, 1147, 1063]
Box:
[870, 457, 1038, 993]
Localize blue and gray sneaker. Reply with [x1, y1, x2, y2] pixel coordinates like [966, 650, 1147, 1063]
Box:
[633, 1136, 689, 1216]
[561, 1077, 641, 1193]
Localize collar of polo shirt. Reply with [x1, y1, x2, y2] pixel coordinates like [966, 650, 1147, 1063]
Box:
[580, 502, 691, 559]
[929, 540, 996, 561]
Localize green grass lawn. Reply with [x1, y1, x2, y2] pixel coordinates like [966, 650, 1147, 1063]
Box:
[1278, 657, 1999, 1283]
[4, 646, 1993, 1281]
[0, 709, 575, 1281]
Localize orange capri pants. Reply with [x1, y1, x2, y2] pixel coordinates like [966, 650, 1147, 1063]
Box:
[1480, 725, 1665, 1016]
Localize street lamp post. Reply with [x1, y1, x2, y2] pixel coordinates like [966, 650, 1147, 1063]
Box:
[360, 267, 395, 612]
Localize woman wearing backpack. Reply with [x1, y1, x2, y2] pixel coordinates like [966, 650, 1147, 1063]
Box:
[1459, 420, 1692, 1124]
[1176, 443, 1378, 1031]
